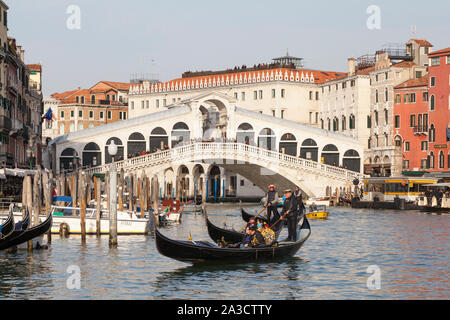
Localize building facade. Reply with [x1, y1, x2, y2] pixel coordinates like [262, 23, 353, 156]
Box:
[44, 81, 130, 142]
[393, 74, 430, 172]
[427, 47, 450, 172]
[318, 59, 373, 168]
[366, 40, 430, 177]
[127, 60, 346, 127]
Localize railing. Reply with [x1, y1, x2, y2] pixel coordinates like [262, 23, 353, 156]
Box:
[83, 143, 365, 182]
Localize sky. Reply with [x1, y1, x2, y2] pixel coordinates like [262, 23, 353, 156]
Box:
[4, 0, 450, 97]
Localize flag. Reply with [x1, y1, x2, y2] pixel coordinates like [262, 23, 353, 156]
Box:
[42, 108, 55, 121]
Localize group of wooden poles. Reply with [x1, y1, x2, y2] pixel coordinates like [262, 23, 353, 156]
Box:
[22, 164, 208, 248]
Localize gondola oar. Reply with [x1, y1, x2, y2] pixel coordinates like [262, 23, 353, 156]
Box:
[239, 206, 268, 232]
[269, 211, 289, 230]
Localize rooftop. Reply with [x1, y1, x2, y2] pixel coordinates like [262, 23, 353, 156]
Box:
[27, 64, 42, 72]
[410, 39, 433, 47]
[394, 74, 429, 89]
[428, 47, 450, 57]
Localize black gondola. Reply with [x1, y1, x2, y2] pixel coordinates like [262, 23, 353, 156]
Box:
[0, 209, 31, 250]
[241, 207, 270, 224]
[0, 209, 30, 250]
[0, 212, 52, 251]
[154, 214, 311, 264]
[205, 210, 282, 244]
[0, 207, 15, 241]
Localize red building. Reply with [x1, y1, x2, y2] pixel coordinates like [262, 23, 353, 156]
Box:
[428, 47, 450, 172]
[393, 75, 430, 172]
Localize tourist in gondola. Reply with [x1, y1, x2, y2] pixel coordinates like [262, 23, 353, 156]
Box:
[247, 225, 266, 248]
[264, 185, 280, 225]
[256, 217, 276, 246]
[280, 189, 298, 242]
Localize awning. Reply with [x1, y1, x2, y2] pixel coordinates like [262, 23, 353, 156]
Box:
[402, 171, 428, 177]
[0, 168, 36, 179]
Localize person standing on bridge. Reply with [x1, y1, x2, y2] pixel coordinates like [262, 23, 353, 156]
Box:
[264, 185, 280, 225]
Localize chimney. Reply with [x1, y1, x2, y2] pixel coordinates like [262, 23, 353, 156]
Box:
[348, 58, 356, 76]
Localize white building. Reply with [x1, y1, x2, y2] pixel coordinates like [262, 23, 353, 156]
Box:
[127, 61, 346, 127]
[319, 58, 372, 171]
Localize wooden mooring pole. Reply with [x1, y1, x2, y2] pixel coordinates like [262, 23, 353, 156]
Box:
[80, 171, 87, 243]
[43, 170, 52, 244]
[109, 164, 118, 246]
[96, 177, 101, 237]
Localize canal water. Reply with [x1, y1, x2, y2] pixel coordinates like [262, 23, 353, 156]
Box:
[0, 204, 448, 300]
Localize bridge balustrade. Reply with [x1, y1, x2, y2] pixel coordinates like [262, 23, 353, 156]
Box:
[83, 142, 365, 182]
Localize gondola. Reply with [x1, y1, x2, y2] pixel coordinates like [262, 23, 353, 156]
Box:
[154, 214, 311, 264]
[0, 209, 30, 250]
[240, 207, 270, 224]
[205, 209, 282, 244]
[0, 212, 52, 250]
[0, 207, 15, 242]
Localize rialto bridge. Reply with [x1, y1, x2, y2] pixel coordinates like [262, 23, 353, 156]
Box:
[48, 92, 365, 198]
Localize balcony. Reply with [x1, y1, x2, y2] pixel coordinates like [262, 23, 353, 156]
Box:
[0, 116, 12, 131]
[413, 126, 428, 135]
[0, 152, 14, 167]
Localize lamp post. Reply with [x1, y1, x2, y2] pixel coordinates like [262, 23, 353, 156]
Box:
[108, 140, 118, 246]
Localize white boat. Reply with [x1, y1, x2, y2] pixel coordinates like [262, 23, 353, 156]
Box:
[50, 206, 151, 235]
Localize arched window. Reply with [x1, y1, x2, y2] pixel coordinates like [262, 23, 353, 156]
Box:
[279, 133, 297, 156]
[237, 123, 255, 145]
[343, 149, 361, 172]
[375, 90, 379, 103]
[321, 144, 339, 166]
[91, 95, 95, 104]
[171, 122, 190, 148]
[429, 125, 435, 142]
[300, 139, 318, 161]
[428, 152, 435, 169]
[150, 127, 168, 152]
[430, 95, 435, 110]
[439, 151, 445, 169]
[60, 148, 77, 171]
[105, 137, 124, 163]
[349, 114, 355, 130]
[333, 117, 339, 131]
[82, 142, 101, 167]
[341, 116, 346, 131]
[258, 128, 276, 151]
[128, 132, 146, 157]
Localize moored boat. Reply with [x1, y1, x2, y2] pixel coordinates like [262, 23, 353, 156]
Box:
[305, 205, 329, 220]
[3, 212, 52, 250]
[0, 208, 29, 250]
[154, 214, 311, 264]
[0, 206, 15, 241]
[50, 206, 150, 235]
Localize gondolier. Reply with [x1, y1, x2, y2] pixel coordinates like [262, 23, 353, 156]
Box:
[280, 189, 298, 242]
[264, 185, 280, 225]
[294, 186, 305, 218]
